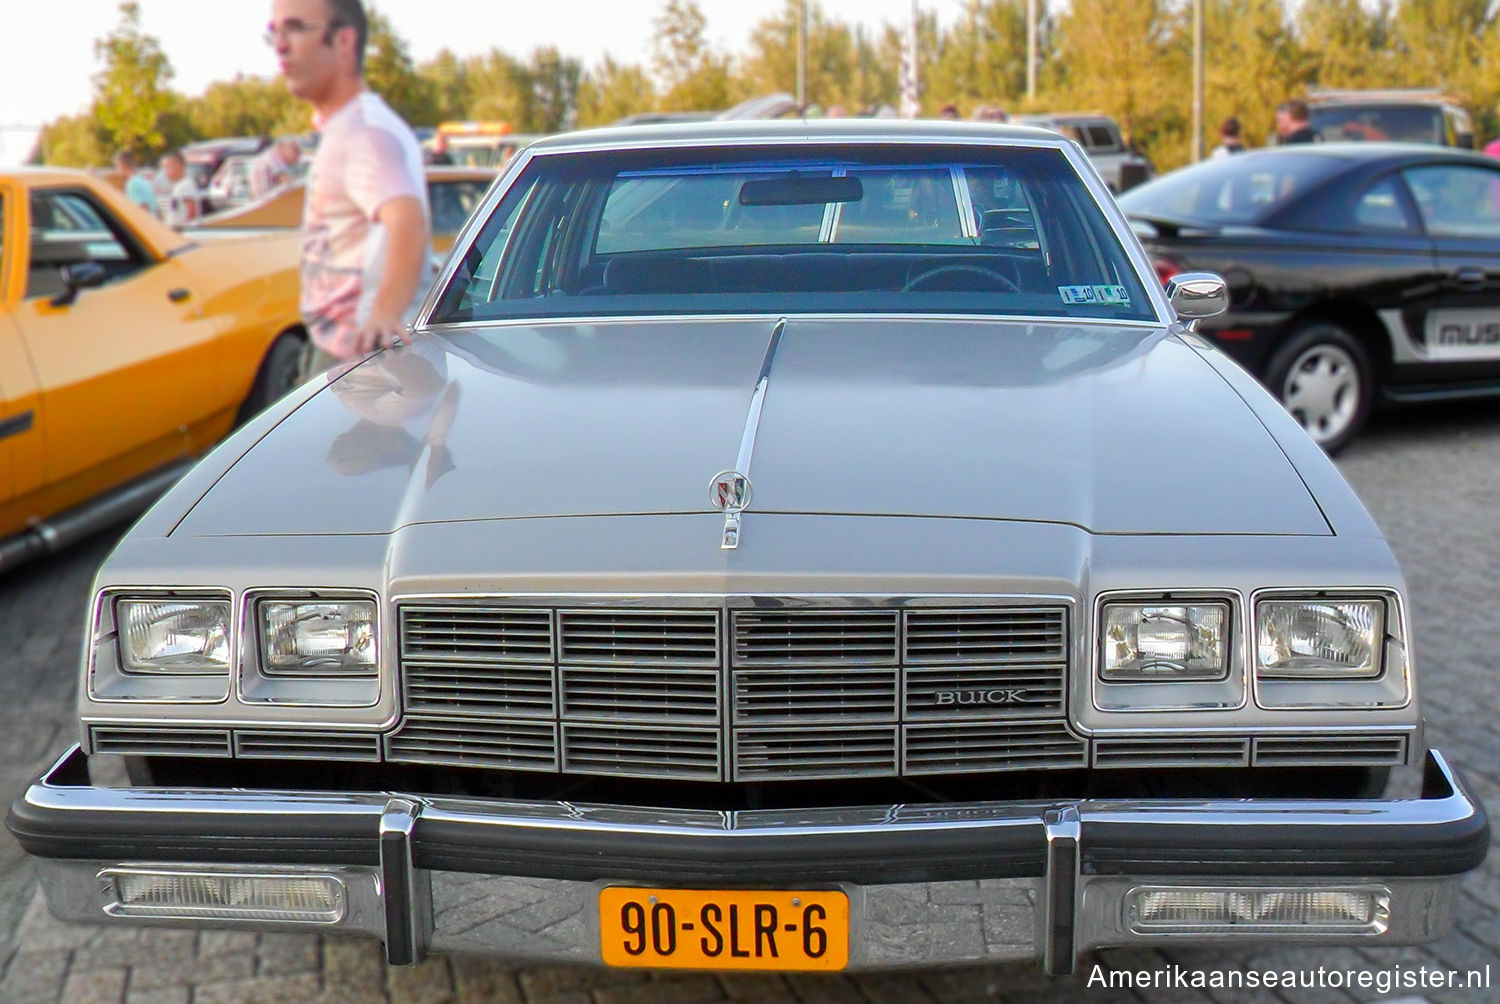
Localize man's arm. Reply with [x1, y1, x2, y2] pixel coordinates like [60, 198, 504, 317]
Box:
[353, 195, 429, 354]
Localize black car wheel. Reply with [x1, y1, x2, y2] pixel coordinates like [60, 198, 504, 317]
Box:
[1265, 322, 1373, 454]
[235, 331, 305, 425]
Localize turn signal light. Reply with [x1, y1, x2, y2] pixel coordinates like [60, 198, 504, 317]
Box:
[1125, 885, 1389, 934]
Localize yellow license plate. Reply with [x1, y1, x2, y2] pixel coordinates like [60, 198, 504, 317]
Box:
[599, 887, 849, 971]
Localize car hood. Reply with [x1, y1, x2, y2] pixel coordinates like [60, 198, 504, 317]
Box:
[174, 316, 1330, 537]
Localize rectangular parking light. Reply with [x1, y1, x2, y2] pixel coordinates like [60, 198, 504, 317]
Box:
[1101, 602, 1228, 681]
[261, 601, 376, 675]
[102, 869, 346, 924]
[118, 600, 230, 674]
[1126, 886, 1390, 935]
[1257, 598, 1383, 679]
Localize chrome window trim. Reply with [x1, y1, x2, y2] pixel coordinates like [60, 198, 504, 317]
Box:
[418, 313, 1167, 333]
[1090, 589, 1249, 714]
[951, 165, 980, 240]
[1249, 587, 1413, 712]
[417, 131, 1172, 329]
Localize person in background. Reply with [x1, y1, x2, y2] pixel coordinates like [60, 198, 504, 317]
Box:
[247, 137, 303, 200]
[938, 104, 960, 121]
[156, 151, 203, 228]
[1210, 116, 1247, 158]
[114, 150, 158, 217]
[972, 104, 1009, 123]
[269, 0, 430, 381]
[426, 132, 454, 165]
[1275, 100, 1319, 145]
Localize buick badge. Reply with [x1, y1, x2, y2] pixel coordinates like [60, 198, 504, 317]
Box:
[709, 471, 753, 549]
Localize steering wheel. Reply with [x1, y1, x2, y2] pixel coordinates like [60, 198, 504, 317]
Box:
[902, 263, 1021, 294]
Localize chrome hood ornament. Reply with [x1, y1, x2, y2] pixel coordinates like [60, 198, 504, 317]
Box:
[709, 471, 753, 549]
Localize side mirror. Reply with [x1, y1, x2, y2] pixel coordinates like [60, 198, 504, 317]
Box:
[1165, 271, 1228, 321]
[49, 262, 107, 308]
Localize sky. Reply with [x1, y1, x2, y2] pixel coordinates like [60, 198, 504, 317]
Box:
[0, 0, 961, 165]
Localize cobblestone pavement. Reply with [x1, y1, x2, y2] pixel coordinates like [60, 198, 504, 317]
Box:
[2, 400, 1499, 1003]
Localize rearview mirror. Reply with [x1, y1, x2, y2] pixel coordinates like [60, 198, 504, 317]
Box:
[50, 261, 107, 308]
[1165, 272, 1228, 321]
[739, 174, 863, 207]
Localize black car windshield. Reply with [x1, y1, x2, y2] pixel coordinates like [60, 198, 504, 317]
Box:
[431, 144, 1157, 324]
[1118, 151, 1344, 226]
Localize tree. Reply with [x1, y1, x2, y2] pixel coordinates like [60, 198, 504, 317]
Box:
[364, 7, 437, 125]
[1047, 0, 1186, 163]
[92, 1, 175, 156]
[30, 115, 107, 168]
[927, 0, 1035, 113]
[518, 47, 584, 133]
[739, 0, 863, 111]
[1296, 0, 1393, 90]
[186, 76, 304, 140]
[575, 56, 658, 126]
[418, 48, 473, 124]
[651, 0, 735, 112]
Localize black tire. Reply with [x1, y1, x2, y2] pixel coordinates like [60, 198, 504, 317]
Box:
[1263, 321, 1373, 455]
[236, 331, 305, 425]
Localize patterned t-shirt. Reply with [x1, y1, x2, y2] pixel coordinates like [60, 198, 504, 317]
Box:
[300, 92, 428, 359]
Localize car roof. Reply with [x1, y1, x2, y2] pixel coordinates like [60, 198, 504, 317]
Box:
[1217, 142, 1491, 164]
[522, 118, 1068, 154]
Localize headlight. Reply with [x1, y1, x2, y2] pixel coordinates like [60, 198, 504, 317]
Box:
[119, 600, 231, 675]
[1257, 599, 1382, 679]
[261, 601, 376, 675]
[1101, 603, 1228, 681]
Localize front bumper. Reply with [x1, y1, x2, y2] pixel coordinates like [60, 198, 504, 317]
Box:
[8, 746, 1488, 974]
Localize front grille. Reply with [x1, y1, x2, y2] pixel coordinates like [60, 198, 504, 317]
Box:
[392, 600, 1077, 782]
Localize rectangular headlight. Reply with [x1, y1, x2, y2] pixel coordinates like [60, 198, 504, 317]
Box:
[118, 600, 231, 675]
[1101, 602, 1228, 681]
[261, 601, 377, 676]
[1257, 598, 1383, 679]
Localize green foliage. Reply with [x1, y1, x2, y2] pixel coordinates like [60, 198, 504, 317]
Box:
[651, 0, 736, 112]
[739, 0, 866, 111]
[188, 76, 304, 141]
[927, 1, 1035, 113]
[364, 7, 438, 125]
[575, 57, 658, 127]
[92, 1, 176, 156]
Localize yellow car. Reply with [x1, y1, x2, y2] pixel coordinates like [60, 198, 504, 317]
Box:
[0, 169, 305, 571]
[197, 165, 497, 258]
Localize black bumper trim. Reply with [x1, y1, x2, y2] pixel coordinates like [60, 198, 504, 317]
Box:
[7, 746, 1488, 886]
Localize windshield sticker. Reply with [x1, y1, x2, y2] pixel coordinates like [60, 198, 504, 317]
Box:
[1058, 284, 1131, 306]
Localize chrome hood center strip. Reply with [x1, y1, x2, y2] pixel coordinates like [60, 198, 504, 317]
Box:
[721, 317, 787, 549]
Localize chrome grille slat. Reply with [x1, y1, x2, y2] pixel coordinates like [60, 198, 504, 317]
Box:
[734, 666, 898, 723]
[558, 611, 720, 666]
[734, 726, 898, 780]
[904, 608, 1067, 664]
[91, 727, 232, 757]
[400, 607, 553, 663]
[733, 610, 899, 666]
[903, 722, 1086, 774]
[1253, 735, 1407, 767]
[386, 717, 558, 771]
[1094, 737, 1251, 768]
[234, 731, 381, 762]
[563, 724, 721, 780]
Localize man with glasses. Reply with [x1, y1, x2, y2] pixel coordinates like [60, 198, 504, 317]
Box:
[269, 0, 430, 380]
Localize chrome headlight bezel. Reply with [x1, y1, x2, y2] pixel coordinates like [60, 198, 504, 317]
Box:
[1091, 591, 1246, 714]
[240, 590, 383, 708]
[1252, 589, 1410, 711]
[88, 588, 235, 704]
[1256, 597, 1384, 680]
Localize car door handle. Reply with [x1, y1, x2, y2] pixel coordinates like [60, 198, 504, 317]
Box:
[167, 288, 191, 303]
[1453, 267, 1486, 288]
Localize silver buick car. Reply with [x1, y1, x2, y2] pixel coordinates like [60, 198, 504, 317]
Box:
[9, 121, 1486, 977]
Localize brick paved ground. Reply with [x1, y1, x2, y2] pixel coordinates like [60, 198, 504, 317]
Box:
[2, 399, 1498, 1003]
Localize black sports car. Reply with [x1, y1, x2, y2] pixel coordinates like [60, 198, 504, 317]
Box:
[1119, 144, 1500, 451]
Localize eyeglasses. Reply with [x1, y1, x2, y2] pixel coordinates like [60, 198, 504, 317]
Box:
[263, 18, 340, 45]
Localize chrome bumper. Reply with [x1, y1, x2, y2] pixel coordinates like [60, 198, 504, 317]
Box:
[9, 746, 1488, 974]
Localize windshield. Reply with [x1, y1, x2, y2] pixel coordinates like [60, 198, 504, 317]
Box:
[1310, 104, 1444, 144]
[1117, 151, 1343, 225]
[431, 143, 1157, 324]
